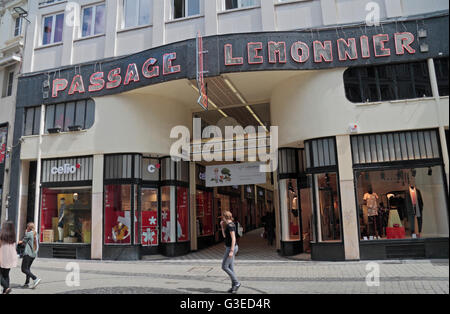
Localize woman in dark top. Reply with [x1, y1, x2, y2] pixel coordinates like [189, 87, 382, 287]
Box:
[220, 211, 241, 294]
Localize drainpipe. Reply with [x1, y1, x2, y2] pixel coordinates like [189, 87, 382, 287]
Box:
[34, 104, 45, 229]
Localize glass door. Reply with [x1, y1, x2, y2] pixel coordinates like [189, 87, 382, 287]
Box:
[141, 187, 159, 247]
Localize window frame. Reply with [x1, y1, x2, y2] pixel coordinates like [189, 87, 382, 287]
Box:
[41, 12, 65, 46]
[14, 16, 23, 37]
[6, 70, 14, 97]
[171, 0, 201, 20]
[81, 2, 106, 38]
[44, 99, 95, 134]
[122, 0, 152, 29]
[224, 0, 258, 11]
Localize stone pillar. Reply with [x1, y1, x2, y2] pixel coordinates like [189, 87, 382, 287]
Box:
[336, 135, 360, 261]
[273, 172, 281, 251]
[152, 0, 166, 46]
[91, 154, 104, 260]
[260, 0, 276, 31]
[320, 0, 338, 26]
[204, 0, 218, 36]
[190, 162, 197, 251]
[104, 0, 119, 58]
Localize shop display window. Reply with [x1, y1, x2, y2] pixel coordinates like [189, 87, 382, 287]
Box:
[356, 166, 449, 241]
[40, 188, 92, 244]
[300, 175, 315, 252]
[279, 179, 301, 241]
[314, 173, 341, 242]
[196, 190, 213, 237]
[104, 185, 132, 245]
[141, 188, 159, 246]
[161, 186, 174, 243]
[177, 187, 189, 242]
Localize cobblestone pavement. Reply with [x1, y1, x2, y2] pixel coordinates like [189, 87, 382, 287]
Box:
[3, 229, 448, 294]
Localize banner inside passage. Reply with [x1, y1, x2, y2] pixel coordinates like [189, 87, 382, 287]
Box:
[205, 163, 267, 188]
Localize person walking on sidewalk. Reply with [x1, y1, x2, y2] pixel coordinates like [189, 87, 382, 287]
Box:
[0, 221, 18, 294]
[220, 211, 241, 294]
[18, 222, 41, 289]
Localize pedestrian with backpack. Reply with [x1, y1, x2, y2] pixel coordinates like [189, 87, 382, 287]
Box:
[0, 221, 18, 294]
[220, 211, 241, 294]
[18, 222, 41, 289]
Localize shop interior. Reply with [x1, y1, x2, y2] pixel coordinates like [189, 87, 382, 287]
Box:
[355, 166, 449, 241]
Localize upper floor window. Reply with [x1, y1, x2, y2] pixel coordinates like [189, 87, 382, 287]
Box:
[82, 3, 106, 37]
[434, 58, 449, 97]
[123, 0, 151, 28]
[2, 69, 14, 98]
[172, 0, 200, 19]
[14, 17, 22, 37]
[23, 107, 41, 136]
[42, 13, 64, 45]
[45, 99, 95, 133]
[225, 0, 257, 10]
[344, 60, 433, 103]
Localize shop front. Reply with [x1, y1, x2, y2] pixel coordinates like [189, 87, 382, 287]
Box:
[195, 165, 214, 249]
[38, 157, 93, 259]
[103, 155, 191, 260]
[0, 124, 7, 216]
[352, 129, 449, 259]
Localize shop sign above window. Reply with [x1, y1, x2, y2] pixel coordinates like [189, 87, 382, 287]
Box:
[42, 157, 93, 183]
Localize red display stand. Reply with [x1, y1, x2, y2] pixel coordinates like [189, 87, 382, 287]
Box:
[386, 227, 406, 239]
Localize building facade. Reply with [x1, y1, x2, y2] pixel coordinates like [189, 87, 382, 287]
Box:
[0, 0, 27, 222]
[7, 0, 450, 261]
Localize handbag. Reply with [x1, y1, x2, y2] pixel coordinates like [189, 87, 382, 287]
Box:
[16, 242, 25, 258]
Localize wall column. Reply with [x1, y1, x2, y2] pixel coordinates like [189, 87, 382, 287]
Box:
[190, 162, 197, 251]
[91, 154, 104, 260]
[336, 135, 360, 261]
[273, 171, 281, 251]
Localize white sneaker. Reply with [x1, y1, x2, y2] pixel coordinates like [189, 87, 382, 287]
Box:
[31, 278, 41, 289]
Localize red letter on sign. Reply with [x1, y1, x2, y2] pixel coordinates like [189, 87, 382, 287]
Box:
[124, 63, 140, 85]
[394, 32, 416, 55]
[142, 58, 159, 79]
[106, 68, 122, 89]
[247, 42, 264, 64]
[52, 78, 68, 98]
[89, 72, 105, 92]
[224, 44, 244, 66]
[313, 41, 333, 63]
[373, 34, 391, 57]
[163, 53, 181, 75]
[268, 42, 287, 64]
[68, 75, 86, 95]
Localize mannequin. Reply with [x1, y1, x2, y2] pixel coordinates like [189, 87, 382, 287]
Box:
[57, 198, 66, 242]
[363, 186, 379, 239]
[405, 184, 424, 237]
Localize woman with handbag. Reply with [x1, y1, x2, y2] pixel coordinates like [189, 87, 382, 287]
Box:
[0, 221, 18, 294]
[18, 222, 41, 289]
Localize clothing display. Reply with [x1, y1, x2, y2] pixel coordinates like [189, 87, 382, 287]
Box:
[405, 186, 424, 234]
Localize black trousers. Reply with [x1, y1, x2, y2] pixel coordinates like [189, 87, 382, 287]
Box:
[0, 268, 10, 292]
[21, 255, 37, 284]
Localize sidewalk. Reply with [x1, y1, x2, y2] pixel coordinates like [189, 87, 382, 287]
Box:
[6, 257, 449, 294]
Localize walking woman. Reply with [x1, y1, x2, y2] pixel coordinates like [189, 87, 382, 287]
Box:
[18, 222, 41, 289]
[220, 211, 241, 294]
[0, 221, 18, 294]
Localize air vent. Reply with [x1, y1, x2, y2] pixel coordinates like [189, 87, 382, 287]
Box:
[53, 247, 77, 259]
[386, 244, 425, 259]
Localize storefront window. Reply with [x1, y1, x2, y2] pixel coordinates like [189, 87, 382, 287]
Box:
[300, 175, 315, 252]
[104, 185, 132, 245]
[196, 190, 213, 237]
[177, 187, 189, 242]
[161, 186, 174, 243]
[141, 188, 158, 246]
[356, 166, 449, 241]
[279, 179, 301, 241]
[40, 188, 92, 244]
[314, 173, 341, 242]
